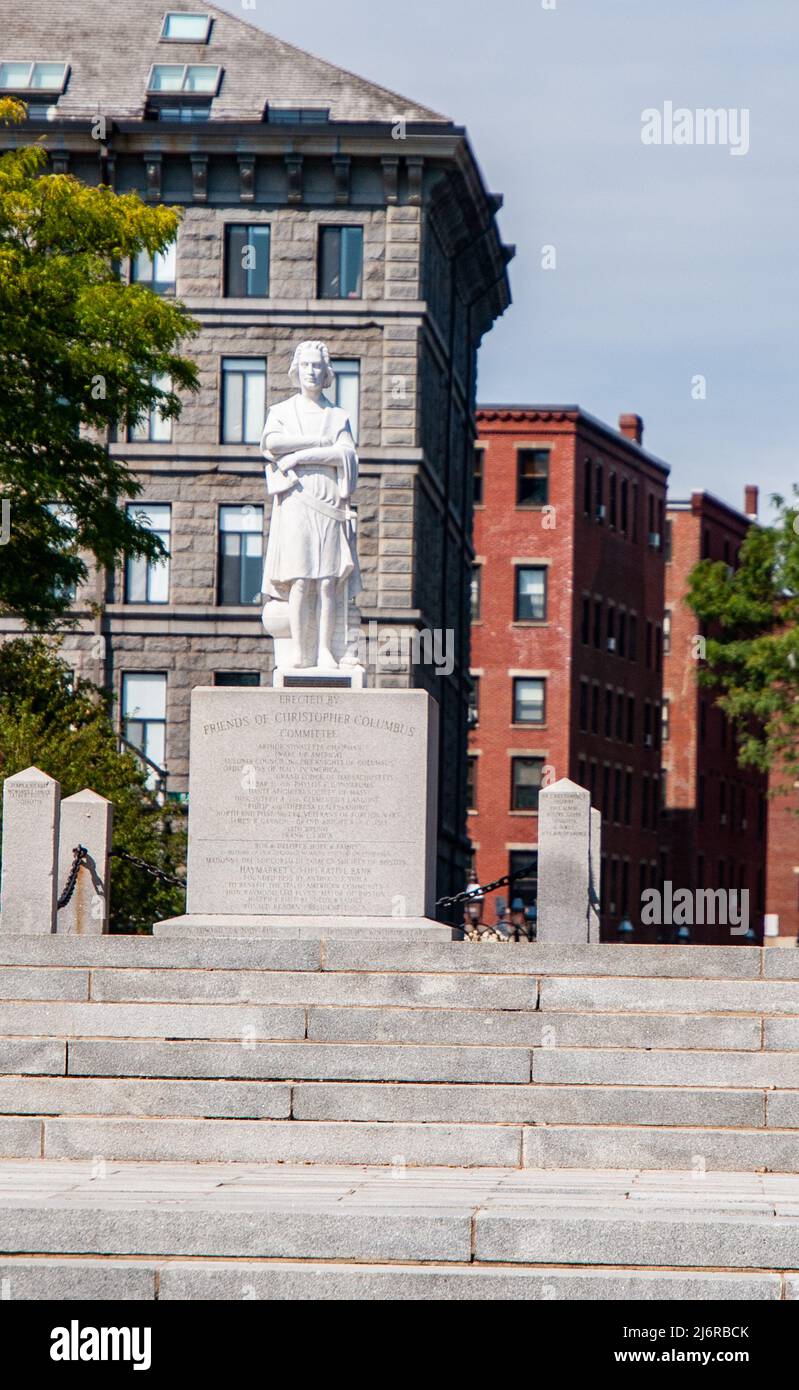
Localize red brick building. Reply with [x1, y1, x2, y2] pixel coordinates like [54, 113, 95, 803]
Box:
[766, 773, 799, 943]
[469, 407, 668, 938]
[662, 490, 768, 944]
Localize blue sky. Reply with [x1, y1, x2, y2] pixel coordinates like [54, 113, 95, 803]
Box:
[215, 0, 799, 517]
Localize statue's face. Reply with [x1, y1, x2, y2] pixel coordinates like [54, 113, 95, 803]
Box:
[297, 349, 326, 393]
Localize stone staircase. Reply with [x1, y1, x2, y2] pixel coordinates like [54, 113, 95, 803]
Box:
[0, 935, 797, 1298]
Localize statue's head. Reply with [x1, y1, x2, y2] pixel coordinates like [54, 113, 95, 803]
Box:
[289, 340, 335, 392]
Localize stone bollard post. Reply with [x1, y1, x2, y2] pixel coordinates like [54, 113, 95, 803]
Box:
[589, 807, 602, 943]
[57, 790, 113, 935]
[0, 767, 60, 934]
[536, 778, 592, 944]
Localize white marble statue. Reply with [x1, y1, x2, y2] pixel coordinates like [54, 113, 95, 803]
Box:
[261, 341, 362, 672]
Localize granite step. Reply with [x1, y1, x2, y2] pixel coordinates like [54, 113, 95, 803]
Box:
[0, 1258, 789, 1302]
[3, 937, 796, 978]
[1, 1162, 797, 1277]
[0, 1077, 784, 1129]
[3, 1115, 799, 1170]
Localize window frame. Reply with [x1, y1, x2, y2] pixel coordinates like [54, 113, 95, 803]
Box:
[515, 447, 550, 509]
[159, 12, 213, 43]
[512, 676, 546, 727]
[317, 225, 364, 300]
[217, 504, 265, 608]
[220, 356, 267, 446]
[146, 63, 222, 95]
[0, 61, 69, 93]
[124, 503, 171, 606]
[511, 756, 545, 813]
[514, 565, 548, 623]
[224, 224, 271, 299]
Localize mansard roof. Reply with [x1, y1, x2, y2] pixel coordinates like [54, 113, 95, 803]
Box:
[0, 0, 450, 123]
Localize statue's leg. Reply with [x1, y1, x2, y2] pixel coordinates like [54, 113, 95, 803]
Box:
[288, 579, 315, 668]
[318, 578, 339, 668]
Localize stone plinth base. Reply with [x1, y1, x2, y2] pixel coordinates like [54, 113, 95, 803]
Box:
[154, 915, 454, 941]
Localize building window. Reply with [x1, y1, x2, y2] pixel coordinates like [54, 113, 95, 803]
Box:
[628, 614, 638, 662]
[330, 359, 360, 443]
[468, 676, 480, 728]
[662, 699, 670, 744]
[474, 447, 485, 506]
[268, 106, 330, 124]
[516, 449, 549, 507]
[218, 505, 264, 606]
[624, 770, 633, 826]
[618, 610, 627, 659]
[655, 624, 663, 673]
[583, 459, 592, 516]
[643, 701, 653, 749]
[131, 241, 176, 296]
[620, 478, 629, 534]
[609, 472, 618, 528]
[513, 678, 546, 725]
[318, 226, 363, 299]
[595, 462, 604, 521]
[515, 566, 547, 622]
[641, 775, 650, 830]
[663, 609, 672, 655]
[591, 683, 600, 734]
[607, 605, 616, 653]
[613, 767, 622, 824]
[581, 596, 590, 645]
[615, 690, 624, 741]
[125, 504, 171, 604]
[632, 482, 639, 541]
[466, 756, 478, 812]
[0, 61, 68, 92]
[511, 757, 545, 812]
[627, 695, 635, 744]
[593, 598, 602, 649]
[47, 504, 78, 603]
[579, 679, 589, 733]
[645, 620, 653, 669]
[122, 673, 167, 780]
[128, 374, 172, 443]
[224, 225, 271, 298]
[214, 672, 261, 687]
[160, 12, 212, 42]
[469, 569, 480, 625]
[147, 64, 221, 94]
[153, 102, 211, 121]
[221, 358, 266, 444]
[509, 851, 538, 908]
[604, 687, 613, 739]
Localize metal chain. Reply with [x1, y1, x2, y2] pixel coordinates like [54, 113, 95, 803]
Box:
[110, 849, 187, 890]
[57, 845, 88, 910]
[436, 860, 537, 912]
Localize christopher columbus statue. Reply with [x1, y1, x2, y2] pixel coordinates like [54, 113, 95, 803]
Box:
[261, 340, 362, 672]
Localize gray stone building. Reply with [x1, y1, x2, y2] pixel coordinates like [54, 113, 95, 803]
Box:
[0, 0, 512, 899]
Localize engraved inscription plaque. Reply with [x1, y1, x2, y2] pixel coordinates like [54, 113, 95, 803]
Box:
[185, 688, 439, 918]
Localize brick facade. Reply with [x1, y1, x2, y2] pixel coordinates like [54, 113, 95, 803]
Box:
[663, 493, 768, 944]
[470, 408, 668, 939]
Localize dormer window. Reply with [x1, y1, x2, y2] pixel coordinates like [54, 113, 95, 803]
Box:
[160, 13, 212, 43]
[268, 106, 330, 125]
[147, 63, 221, 95]
[0, 61, 69, 93]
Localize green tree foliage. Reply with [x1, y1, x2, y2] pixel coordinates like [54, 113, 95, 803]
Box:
[687, 487, 799, 784]
[0, 638, 186, 931]
[0, 98, 198, 628]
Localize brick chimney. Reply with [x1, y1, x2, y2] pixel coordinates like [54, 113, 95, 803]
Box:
[744, 485, 759, 522]
[619, 414, 644, 446]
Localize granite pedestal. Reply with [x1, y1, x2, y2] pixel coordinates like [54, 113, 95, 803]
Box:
[157, 687, 451, 939]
